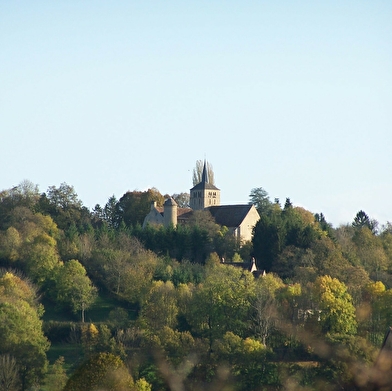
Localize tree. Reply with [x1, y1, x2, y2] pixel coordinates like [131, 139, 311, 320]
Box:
[103, 195, 119, 228]
[1, 210, 59, 279]
[0, 354, 21, 391]
[0, 226, 22, 262]
[272, 245, 306, 280]
[252, 214, 285, 272]
[0, 272, 39, 308]
[93, 248, 132, 295]
[45, 183, 82, 210]
[53, 260, 97, 322]
[352, 227, 388, 280]
[252, 273, 284, 346]
[24, 233, 61, 284]
[116, 188, 164, 227]
[189, 210, 220, 239]
[312, 275, 357, 335]
[63, 353, 134, 391]
[0, 181, 40, 230]
[139, 281, 179, 333]
[145, 326, 196, 368]
[172, 192, 190, 208]
[0, 272, 49, 389]
[380, 225, 392, 275]
[352, 210, 378, 233]
[44, 356, 67, 391]
[186, 264, 255, 348]
[284, 197, 293, 210]
[192, 160, 215, 186]
[37, 183, 91, 231]
[213, 332, 268, 390]
[249, 187, 272, 215]
[91, 237, 159, 304]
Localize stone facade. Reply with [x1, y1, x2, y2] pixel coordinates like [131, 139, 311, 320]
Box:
[163, 197, 178, 227]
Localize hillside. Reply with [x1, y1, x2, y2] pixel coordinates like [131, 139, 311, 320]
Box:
[0, 181, 392, 390]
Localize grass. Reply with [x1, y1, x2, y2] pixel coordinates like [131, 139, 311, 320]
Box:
[85, 293, 130, 322]
[46, 343, 83, 366]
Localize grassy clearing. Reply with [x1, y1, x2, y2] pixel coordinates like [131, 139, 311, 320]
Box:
[85, 293, 126, 322]
[46, 343, 83, 366]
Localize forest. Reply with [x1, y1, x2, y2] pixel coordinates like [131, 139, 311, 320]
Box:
[0, 180, 392, 391]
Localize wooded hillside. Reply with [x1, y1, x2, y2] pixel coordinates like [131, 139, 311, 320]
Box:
[1, 181, 391, 391]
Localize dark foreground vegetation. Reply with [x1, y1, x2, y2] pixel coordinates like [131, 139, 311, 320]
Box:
[1, 181, 392, 390]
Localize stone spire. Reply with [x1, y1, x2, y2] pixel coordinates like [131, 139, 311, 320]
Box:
[201, 160, 208, 184]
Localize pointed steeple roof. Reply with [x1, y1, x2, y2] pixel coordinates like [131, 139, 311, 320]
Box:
[190, 160, 219, 191]
[201, 160, 208, 184]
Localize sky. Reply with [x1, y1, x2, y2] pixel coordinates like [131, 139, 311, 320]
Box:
[1, 1, 391, 228]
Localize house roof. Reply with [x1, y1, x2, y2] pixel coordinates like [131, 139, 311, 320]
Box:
[206, 204, 255, 228]
[178, 208, 193, 217]
[164, 197, 177, 206]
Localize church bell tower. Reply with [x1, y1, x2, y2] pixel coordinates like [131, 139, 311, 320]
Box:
[189, 160, 220, 210]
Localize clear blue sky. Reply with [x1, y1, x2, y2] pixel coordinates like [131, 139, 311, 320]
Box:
[1, 1, 391, 228]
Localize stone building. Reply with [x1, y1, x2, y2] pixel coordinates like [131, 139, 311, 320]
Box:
[143, 161, 260, 243]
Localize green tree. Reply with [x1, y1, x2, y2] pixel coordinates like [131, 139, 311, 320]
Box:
[53, 260, 97, 322]
[186, 264, 255, 349]
[352, 210, 377, 233]
[353, 227, 388, 280]
[213, 332, 269, 391]
[24, 233, 61, 284]
[45, 183, 83, 210]
[0, 272, 49, 390]
[0, 226, 22, 262]
[252, 213, 285, 272]
[0, 181, 40, 230]
[145, 326, 197, 368]
[0, 272, 39, 308]
[93, 195, 120, 228]
[249, 187, 272, 215]
[63, 353, 134, 391]
[2, 208, 62, 285]
[139, 281, 179, 333]
[117, 188, 164, 227]
[37, 182, 91, 231]
[91, 237, 158, 304]
[44, 356, 67, 391]
[134, 378, 152, 391]
[380, 223, 392, 267]
[312, 275, 357, 335]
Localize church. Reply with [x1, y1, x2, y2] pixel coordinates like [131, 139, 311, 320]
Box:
[142, 161, 260, 243]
